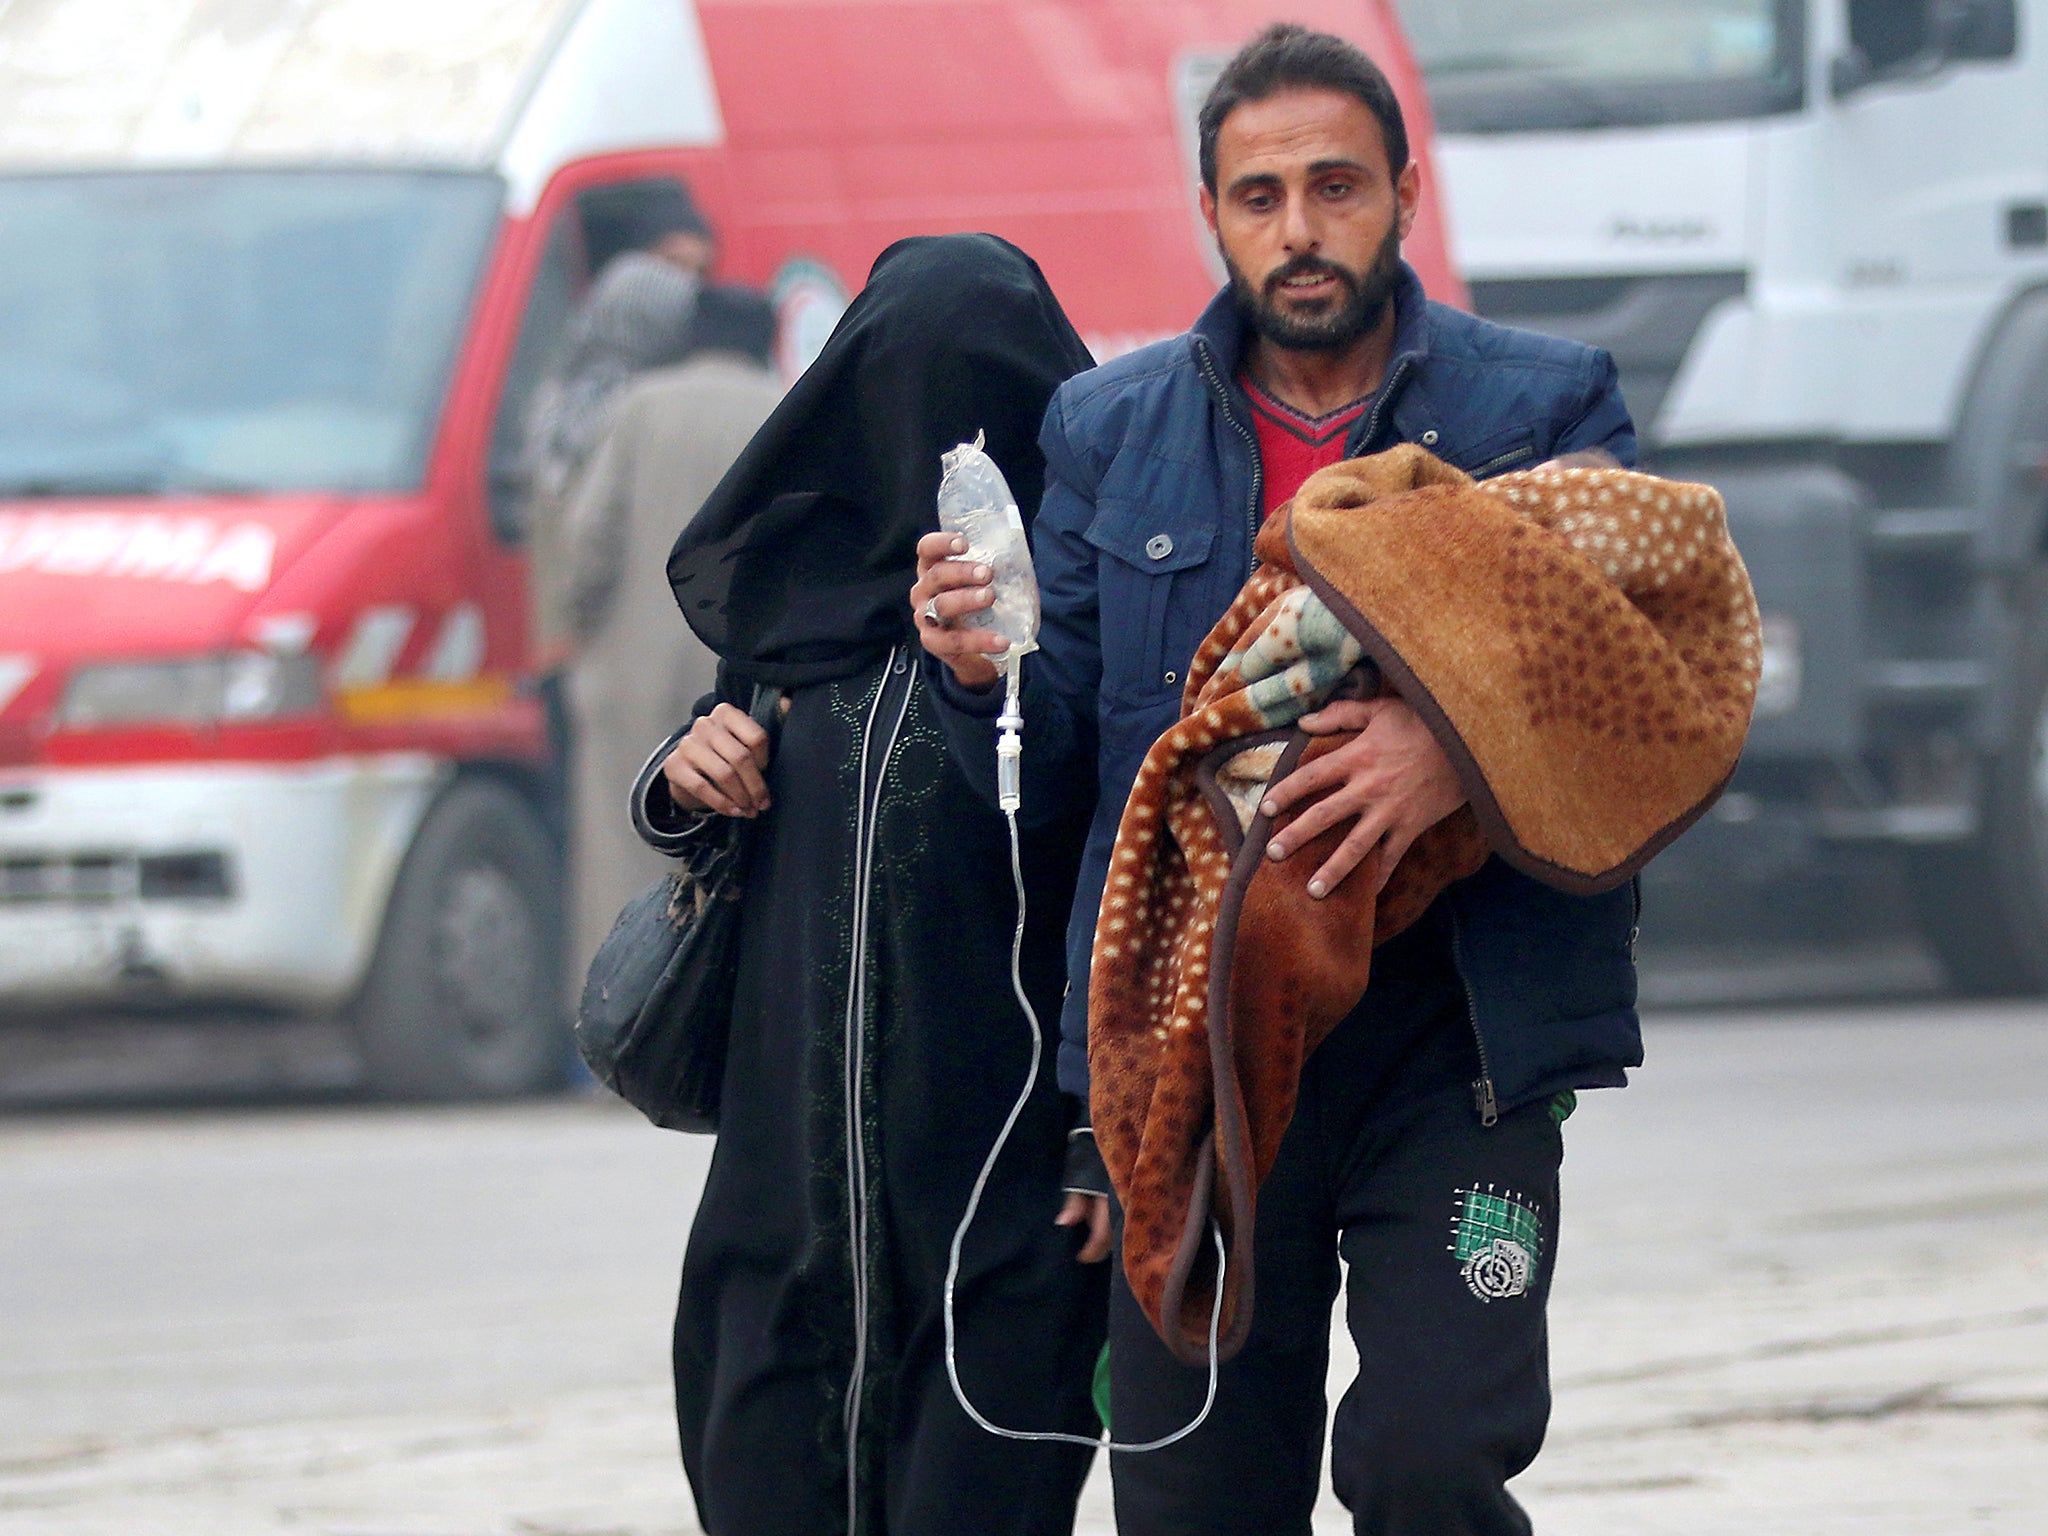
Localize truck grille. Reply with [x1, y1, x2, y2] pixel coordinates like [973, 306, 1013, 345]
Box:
[0, 851, 233, 904]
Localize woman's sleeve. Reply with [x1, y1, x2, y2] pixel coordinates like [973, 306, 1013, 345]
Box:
[629, 677, 729, 854]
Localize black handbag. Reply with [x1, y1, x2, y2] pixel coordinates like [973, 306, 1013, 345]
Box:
[574, 686, 782, 1131]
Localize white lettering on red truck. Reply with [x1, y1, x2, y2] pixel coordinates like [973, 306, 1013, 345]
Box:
[0, 514, 276, 593]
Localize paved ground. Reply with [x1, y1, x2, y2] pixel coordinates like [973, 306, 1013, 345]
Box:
[2, 1003, 2044, 1535]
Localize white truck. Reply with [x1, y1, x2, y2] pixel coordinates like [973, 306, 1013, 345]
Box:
[1396, 0, 2048, 989]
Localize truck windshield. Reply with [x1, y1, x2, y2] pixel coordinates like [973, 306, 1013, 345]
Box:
[0, 170, 502, 498]
[1396, 0, 1805, 134]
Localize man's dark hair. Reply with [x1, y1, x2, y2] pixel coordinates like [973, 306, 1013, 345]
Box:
[613, 181, 714, 252]
[686, 285, 777, 367]
[1198, 24, 1409, 192]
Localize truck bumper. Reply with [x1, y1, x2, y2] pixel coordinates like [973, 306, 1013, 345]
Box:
[0, 757, 443, 1011]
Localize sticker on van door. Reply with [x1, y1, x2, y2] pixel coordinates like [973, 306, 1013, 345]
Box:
[1173, 53, 1229, 287]
[771, 258, 849, 385]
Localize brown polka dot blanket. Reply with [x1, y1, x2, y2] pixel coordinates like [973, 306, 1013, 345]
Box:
[1089, 444, 1760, 1363]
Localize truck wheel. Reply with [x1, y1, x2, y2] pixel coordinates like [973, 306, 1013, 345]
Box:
[353, 777, 566, 1099]
[1907, 592, 2048, 994]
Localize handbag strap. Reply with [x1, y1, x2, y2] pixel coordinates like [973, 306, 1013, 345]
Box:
[745, 683, 785, 729]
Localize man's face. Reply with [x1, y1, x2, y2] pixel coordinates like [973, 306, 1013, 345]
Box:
[656, 230, 716, 277]
[1201, 87, 1420, 353]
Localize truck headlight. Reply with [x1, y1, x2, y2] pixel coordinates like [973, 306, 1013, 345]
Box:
[1755, 615, 1801, 718]
[60, 652, 323, 728]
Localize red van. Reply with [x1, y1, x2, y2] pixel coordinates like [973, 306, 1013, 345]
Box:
[0, 0, 1458, 1097]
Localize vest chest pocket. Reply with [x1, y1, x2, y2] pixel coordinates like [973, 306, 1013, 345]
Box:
[1450, 425, 1539, 480]
[1084, 503, 1218, 707]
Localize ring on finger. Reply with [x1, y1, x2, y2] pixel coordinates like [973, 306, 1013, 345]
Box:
[922, 595, 942, 626]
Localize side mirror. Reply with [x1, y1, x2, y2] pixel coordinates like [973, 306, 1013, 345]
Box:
[1941, 0, 2019, 59]
[1832, 0, 2016, 98]
[1828, 48, 1878, 98]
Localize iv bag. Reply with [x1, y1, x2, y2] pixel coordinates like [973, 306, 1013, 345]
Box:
[938, 433, 1040, 658]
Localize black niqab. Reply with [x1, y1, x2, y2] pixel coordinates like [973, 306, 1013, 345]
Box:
[667, 233, 1094, 688]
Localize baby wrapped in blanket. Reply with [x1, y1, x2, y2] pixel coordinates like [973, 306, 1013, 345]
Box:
[1089, 444, 1760, 1362]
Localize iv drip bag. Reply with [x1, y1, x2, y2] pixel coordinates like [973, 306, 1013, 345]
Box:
[938, 433, 1040, 660]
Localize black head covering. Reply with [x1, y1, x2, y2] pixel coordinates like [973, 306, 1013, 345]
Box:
[667, 233, 1094, 688]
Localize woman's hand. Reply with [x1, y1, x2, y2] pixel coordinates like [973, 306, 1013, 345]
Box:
[911, 531, 1009, 692]
[661, 703, 773, 818]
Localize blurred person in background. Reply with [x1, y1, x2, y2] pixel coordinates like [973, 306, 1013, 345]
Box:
[560, 285, 783, 979]
[646, 234, 1109, 1536]
[916, 25, 1634, 1536]
[522, 184, 717, 814]
[523, 181, 717, 520]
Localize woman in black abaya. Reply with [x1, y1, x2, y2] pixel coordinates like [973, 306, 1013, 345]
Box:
[646, 235, 1107, 1536]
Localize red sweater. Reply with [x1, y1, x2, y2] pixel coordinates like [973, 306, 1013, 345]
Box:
[1241, 372, 1371, 518]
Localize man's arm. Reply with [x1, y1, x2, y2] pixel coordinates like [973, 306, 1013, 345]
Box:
[915, 389, 1115, 1255]
[1553, 349, 1637, 468]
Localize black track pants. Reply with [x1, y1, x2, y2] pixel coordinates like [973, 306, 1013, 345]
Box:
[1105, 921, 1565, 1536]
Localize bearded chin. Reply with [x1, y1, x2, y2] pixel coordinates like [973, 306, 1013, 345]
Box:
[1228, 226, 1403, 353]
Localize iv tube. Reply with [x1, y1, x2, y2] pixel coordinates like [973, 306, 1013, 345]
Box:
[937, 437, 1221, 1453]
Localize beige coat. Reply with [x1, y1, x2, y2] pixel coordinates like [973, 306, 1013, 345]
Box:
[559, 352, 783, 978]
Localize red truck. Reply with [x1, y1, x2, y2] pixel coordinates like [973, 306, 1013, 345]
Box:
[0, 0, 1459, 1097]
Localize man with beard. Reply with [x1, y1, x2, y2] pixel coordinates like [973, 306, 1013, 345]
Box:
[913, 24, 1634, 1536]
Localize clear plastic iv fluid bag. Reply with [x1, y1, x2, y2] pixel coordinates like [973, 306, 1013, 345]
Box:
[938, 434, 1039, 660]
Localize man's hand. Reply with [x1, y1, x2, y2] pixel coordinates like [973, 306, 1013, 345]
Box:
[1055, 1191, 1113, 1263]
[661, 703, 773, 818]
[1260, 697, 1465, 899]
[1544, 447, 1620, 471]
[911, 531, 1009, 692]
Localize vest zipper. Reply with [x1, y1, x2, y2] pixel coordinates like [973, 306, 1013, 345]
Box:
[1347, 355, 1414, 459]
[1446, 909, 1499, 1127]
[1193, 338, 1264, 575]
[1472, 442, 1537, 478]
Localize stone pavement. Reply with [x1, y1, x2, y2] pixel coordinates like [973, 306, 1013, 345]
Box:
[1, 1006, 2043, 1534]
